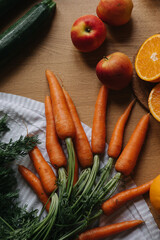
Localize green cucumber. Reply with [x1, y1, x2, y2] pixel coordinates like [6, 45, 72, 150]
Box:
[0, 0, 56, 67]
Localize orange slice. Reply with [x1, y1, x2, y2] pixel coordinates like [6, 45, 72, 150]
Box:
[135, 34, 160, 82]
[148, 83, 160, 121]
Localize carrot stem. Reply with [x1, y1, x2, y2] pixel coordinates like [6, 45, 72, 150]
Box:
[98, 172, 121, 201]
[33, 193, 56, 232]
[65, 137, 76, 197]
[43, 195, 59, 240]
[73, 168, 91, 197]
[0, 217, 14, 231]
[32, 193, 59, 240]
[73, 168, 91, 191]
[71, 155, 99, 210]
[58, 167, 67, 201]
[59, 222, 88, 240]
[89, 157, 113, 199]
[89, 210, 103, 222]
[83, 155, 100, 195]
[54, 157, 120, 239]
[73, 153, 79, 186]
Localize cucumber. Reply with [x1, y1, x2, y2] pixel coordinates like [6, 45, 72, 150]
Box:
[0, 0, 56, 67]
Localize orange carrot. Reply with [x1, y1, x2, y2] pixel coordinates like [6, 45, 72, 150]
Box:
[78, 220, 143, 240]
[91, 85, 108, 154]
[115, 113, 150, 176]
[45, 96, 67, 168]
[102, 180, 153, 215]
[18, 165, 51, 212]
[63, 89, 93, 168]
[108, 99, 135, 158]
[29, 146, 57, 195]
[46, 70, 75, 140]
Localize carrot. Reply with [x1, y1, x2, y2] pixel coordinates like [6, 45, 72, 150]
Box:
[91, 85, 108, 154]
[18, 165, 51, 212]
[108, 99, 135, 158]
[45, 95, 67, 168]
[29, 146, 57, 195]
[46, 69, 75, 140]
[78, 220, 143, 240]
[115, 113, 150, 176]
[102, 180, 153, 215]
[63, 89, 93, 168]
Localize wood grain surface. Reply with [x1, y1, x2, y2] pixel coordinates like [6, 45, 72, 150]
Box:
[0, 0, 160, 228]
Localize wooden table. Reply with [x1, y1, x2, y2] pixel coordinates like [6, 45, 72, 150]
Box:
[0, 0, 160, 228]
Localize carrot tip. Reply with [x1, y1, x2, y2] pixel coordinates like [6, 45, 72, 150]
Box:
[56, 74, 64, 87]
[45, 69, 53, 76]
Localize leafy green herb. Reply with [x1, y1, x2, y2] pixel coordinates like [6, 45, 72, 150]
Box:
[0, 114, 9, 137]
[0, 115, 39, 240]
[0, 135, 40, 165]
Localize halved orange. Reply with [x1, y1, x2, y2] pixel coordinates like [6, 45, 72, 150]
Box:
[148, 83, 160, 121]
[135, 34, 160, 82]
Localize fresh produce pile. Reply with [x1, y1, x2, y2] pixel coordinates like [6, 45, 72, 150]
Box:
[0, 0, 160, 239]
[0, 70, 154, 240]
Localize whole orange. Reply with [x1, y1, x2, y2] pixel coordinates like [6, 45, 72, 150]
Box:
[150, 175, 160, 213]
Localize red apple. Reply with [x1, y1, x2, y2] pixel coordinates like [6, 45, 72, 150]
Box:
[96, 52, 133, 90]
[96, 0, 133, 26]
[71, 15, 107, 52]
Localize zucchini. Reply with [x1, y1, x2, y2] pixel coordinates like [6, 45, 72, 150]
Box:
[0, 0, 56, 67]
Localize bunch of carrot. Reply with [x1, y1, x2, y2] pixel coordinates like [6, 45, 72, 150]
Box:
[17, 69, 152, 240]
[102, 95, 151, 219]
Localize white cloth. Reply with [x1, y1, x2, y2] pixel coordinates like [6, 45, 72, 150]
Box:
[0, 92, 159, 240]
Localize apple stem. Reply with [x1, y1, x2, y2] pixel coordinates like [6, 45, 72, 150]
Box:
[103, 56, 110, 60]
